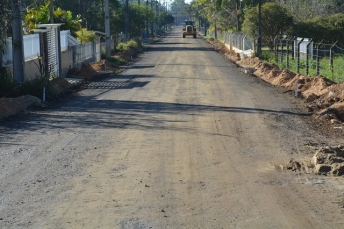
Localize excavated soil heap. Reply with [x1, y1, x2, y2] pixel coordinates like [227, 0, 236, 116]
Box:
[236, 57, 260, 67]
[284, 145, 344, 176]
[0, 95, 41, 119]
[69, 64, 99, 79]
[90, 59, 117, 72]
[253, 62, 336, 99]
[51, 77, 73, 93]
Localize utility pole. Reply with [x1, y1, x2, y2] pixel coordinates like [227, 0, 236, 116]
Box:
[12, 0, 25, 82]
[156, 0, 158, 33]
[204, 18, 207, 36]
[50, 0, 54, 23]
[105, 0, 111, 58]
[164, 1, 166, 32]
[257, 0, 262, 56]
[146, 0, 149, 37]
[150, 0, 153, 36]
[126, 0, 129, 40]
[80, 0, 85, 28]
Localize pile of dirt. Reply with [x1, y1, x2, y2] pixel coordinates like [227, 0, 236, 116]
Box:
[68, 64, 99, 79]
[90, 59, 117, 72]
[247, 59, 344, 122]
[51, 77, 73, 93]
[0, 95, 41, 120]
[203, 37, 344, 126]
[236, 57, 260, 67]
[118, 47, 139, 60]
[284, 145, 344, 176]
[207, 38, 230, 55]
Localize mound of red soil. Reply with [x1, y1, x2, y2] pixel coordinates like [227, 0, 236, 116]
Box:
[284, 145, 344, 176]
[90, 59, 117, 72]
[236, 57, 260, 67]
[52, 77, 73, 93]
[0, 95, 41, 120]
[236, 57, 343, 123]
[69, 64, 99, 79]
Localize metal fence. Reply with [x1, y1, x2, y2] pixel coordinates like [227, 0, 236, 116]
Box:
[2, 33, 41, 67]
[72, 40, 100, 68]
[2, 31, 71, 67]
[23, 33, 40, 60]
[209, 29, 254, 55]
[100, 38, 115, 57]
[274, 36, 344, 82]
[2, 38, 12, 67]
[60, 30, 69, 51]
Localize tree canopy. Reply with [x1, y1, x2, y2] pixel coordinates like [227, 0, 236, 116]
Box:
[243, 2, 293, 50]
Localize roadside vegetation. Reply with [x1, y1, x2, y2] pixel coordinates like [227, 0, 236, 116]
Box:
[0, 0, 175, 99]
[183, 0, 344, 82]
[0, 71, 58, 99]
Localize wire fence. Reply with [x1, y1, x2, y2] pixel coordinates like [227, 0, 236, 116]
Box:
[271, 36, 344, 82]
[206, 28, 344, 82]
[209, 29, 254, 56]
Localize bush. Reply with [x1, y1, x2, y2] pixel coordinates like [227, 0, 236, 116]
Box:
[260, 50, 275, 62]
[127, 39, 138, 49]
[75, 28, 96, 44]
[0, 71, 58, 99]
[243, 3, 293, 51]
[20, 76, 58, 100]
[0, 71, 18, 97]
[107, 57, 126, 66]
[292, 13, 344, 46]
[116, 42, 127, 52]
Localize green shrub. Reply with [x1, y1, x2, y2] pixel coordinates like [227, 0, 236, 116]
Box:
[260, 50, 275, 62]
[107, 57, 126, 66]
[292, 13, 344, 46]
[75, 28, 96, 44]
[116, 42, 127, 52]
[20, 76, 58, 100]
[0, 71, 18, 97]
[0, 71, 58, 99]
[127, 39, 138, 49]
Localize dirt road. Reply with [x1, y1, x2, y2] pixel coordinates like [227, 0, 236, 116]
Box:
[1, 28, 344, 228]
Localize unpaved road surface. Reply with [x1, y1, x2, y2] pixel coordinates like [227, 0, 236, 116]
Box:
[1, 28, 344, 228]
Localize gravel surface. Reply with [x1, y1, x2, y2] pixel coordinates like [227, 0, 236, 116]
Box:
[1, 27, 344, 228]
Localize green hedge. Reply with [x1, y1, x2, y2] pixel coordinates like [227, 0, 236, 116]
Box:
[292, 13, 344, 46]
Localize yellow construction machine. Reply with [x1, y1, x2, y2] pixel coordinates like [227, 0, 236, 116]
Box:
[183, 20, 196, 38]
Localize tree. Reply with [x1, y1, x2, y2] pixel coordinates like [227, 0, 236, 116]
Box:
[0, 0, 12, 69]
[276, 0, 344, 22]
[76, 28, 96, 43]
[292, 13, 344, 46]
[23, 1, 82, 36]
[243, 2, 293, 50]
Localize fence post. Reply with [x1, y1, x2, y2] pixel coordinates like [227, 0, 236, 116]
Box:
[281, 37, 286, 63]
[274, 36, 279, 63]
[306, 39, 312, 76]
[316, 40, 323, 76]
[243, 35, 247, 51]
[297, 38, 304, 74]
[286, 37, 293, 68]
[330, 41, 338, 75]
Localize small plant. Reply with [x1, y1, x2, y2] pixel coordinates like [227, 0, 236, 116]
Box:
[116, 42, 127, 52]
[260, 50, 275, 62]
[20, 76, 58, 100]
[0, 71, 18, 97]
[127, 39, 138, 49]
[107, 57, 125, 66]
[76, 28, 96, 44]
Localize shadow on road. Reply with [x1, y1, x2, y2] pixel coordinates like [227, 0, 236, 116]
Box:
[0, 99, 311, 139]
